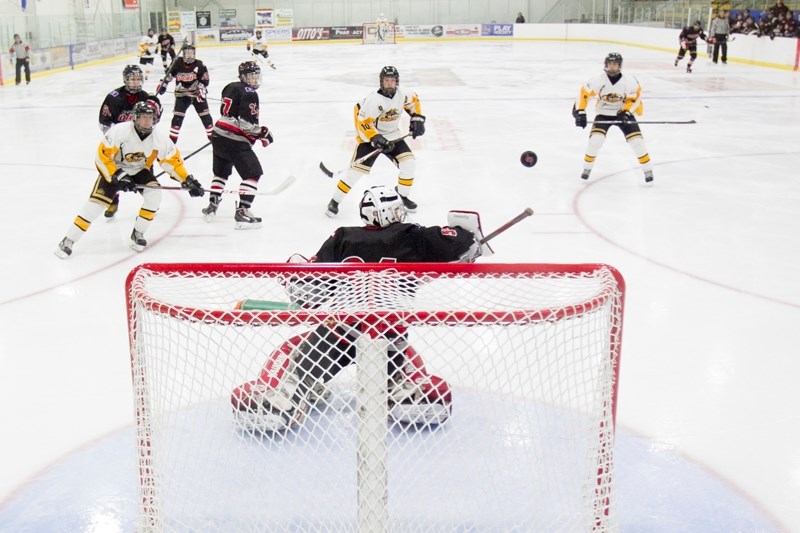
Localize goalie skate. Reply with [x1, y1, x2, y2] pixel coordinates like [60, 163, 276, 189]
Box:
[388, 347, 452, 426]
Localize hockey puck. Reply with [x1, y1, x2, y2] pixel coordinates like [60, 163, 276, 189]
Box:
[520, 151, 538, 168]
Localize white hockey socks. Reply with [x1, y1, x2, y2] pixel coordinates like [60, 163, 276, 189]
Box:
[626, 135, 653, 172]
[582, 132, 607, 172]
[65, 201, 106, 243]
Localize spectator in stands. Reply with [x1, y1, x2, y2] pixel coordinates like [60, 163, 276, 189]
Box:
[730, 12, 745, 33]
[8, 34, 31, 85]
[769, 0, 790, 20]
[779, 13, 797, 37]
[709, 9, 730, 64]
[741, 16, 759, 35]
[757, 10, 776, 39]
[516, 12, 526, 23]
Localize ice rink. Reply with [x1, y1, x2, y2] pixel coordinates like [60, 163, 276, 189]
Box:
[1, 38, 799, 531]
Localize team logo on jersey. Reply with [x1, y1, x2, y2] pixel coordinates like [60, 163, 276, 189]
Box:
[601, 93, 624, 104]
[380, 108, 400, 121]
[124, 152, 147, 163]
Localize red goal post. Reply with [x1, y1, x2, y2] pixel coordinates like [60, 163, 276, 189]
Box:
[126, 262, 624, 532]
[362, 21, 397, 44]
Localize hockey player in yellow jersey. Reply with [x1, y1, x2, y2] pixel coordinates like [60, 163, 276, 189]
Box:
[55, 101, 204, 258]
[325, 66, 426, 217]
[572, 53, 654, 184]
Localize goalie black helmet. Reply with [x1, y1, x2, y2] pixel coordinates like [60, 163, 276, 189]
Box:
[238, 61, 261, 89]
[132, 101, 157, 136]
[604, 52, 623, 75]
[123, 64, 144, 93]
[379, 66, 400, 97]
[360, 185, 406, 227]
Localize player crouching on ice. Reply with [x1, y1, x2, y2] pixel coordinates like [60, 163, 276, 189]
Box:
[231, 185, 493, 432]
[55, 101, 204, 258]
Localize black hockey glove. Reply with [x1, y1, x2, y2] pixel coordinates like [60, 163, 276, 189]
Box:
[370, 134, 394, 152]
[574, 111, 587, 129]
[181, 175, 204, 197]
[156, 80, 168, 95]
[112, 170, 137, 192]
[409, 114, 426, 138]
[617, 110, 635, 123]
[258, 126, 273, 147]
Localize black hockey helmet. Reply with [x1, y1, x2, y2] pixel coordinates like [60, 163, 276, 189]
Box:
[123, 64, 144, 93]
[604, 52, 623, 74]
[256, 30, 262, 37]
[182, 44, 196, 63]
[693, 20, 702, 27]
[238, 61, 261, 89]
[132, 101, 157, 135]
[379, 66, 399, 97]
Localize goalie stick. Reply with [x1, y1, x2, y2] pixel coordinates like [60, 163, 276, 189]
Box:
[319, 133, 412, 178]
[136, 175, 296, 196]
[479, 208, 534, 245]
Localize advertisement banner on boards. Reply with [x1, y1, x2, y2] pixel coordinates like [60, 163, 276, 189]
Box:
[481, 24, 514, 36]
[328, 26, 363, 40]
[444, 24, 480, 37]
[292, 27, 329, 41]
[219, 28, 252, 42]
[255, 8, 274, 28]
[275, 8, 294, 27]
[167, 11, 181, 32]
[219, 8, 238, 28]
[195, 29, 219, 43]
[196, 11, 211, 29]
[399, 25, 443, 39]
[260, 28, 292, 42]
[181, 12, 197, 32]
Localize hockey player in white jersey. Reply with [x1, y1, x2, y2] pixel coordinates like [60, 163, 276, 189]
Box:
[572, 52, 654, 184]
[55, 101, 204, 258]
[138, 28, 159, 80]
[245, 30, 276, 70]
[325, 66, 426, 217]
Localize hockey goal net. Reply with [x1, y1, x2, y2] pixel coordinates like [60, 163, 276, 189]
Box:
[362, 21, 397, 44]
[126, 262, 624, 532]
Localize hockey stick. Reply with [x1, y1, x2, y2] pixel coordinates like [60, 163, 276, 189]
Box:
[319, 133, 412, 178]
[136, 175, 296, 196]
[588, 119, 696, 125]
[479, 208, 534, 245]
[153, 141, 211, 179]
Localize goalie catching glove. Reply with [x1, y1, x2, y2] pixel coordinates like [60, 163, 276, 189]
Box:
[447, 210, 495, 263]
[409, 114, 426, 138]
[181, 175, 204, 197]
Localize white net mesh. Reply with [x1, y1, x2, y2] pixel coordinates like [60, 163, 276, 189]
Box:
[127, 263, 624, 532]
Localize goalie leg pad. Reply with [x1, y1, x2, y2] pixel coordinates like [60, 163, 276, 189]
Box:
[388, 346, 452, 426]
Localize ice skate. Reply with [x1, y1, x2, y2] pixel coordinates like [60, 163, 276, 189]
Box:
[686, 64, 692, 73]
[55, 237, 74, 259]
[104, 196, 119, 221]
[201, 196, 220, 222]
[130, 229, 147, 252]
[388, 371, 451, 426]
[581, 169, 591, 180]
[325, 199, 339, 218]
[644, 170, 654, 185]
[234, 207, 262, 230]
[395, 187, 417, 213]
[232, 372, 314, 433]
[674, 58, 679, 67]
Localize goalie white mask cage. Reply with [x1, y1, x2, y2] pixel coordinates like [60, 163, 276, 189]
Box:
[126, 262, 624, 532]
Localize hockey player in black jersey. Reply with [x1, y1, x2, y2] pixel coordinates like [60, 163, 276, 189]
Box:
[231, 185, 493, 432]
[156, 45, 213, 143]
[675, 21, 708, 73]
[203, 61, 274, 229]
[99, 65, 162, 220]
[157, 29, 176, 71]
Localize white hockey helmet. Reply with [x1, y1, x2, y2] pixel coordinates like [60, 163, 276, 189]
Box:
[360, 186, 406, 227]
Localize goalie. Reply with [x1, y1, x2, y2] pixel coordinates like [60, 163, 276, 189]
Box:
[231, 185, 493, 432]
